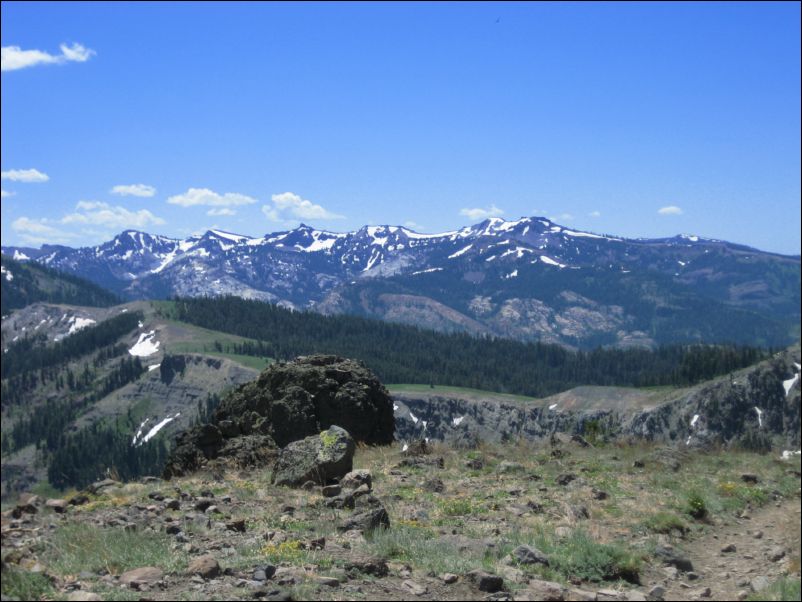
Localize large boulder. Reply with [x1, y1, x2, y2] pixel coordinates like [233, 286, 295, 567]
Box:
[272, 426, 355, 486]
[163, 355, 394, 478]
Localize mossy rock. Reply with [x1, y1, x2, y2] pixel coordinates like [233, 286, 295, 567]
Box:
[272, 425, 355, 486]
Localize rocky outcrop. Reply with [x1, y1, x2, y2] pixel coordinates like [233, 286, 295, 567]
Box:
[163, 355, 394, 478]
[393, 347, 801, 450]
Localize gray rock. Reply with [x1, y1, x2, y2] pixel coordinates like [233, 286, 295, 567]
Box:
[272, 426, 355, 487]
[45, 498, 68, 513]
[653, 545, 694, 572]
[163, 356, 394, 479]
[768, 547, 785, 562]
[422, 477, 445, 492]
[750, 576, 770, 592]
[187, 554, 221, 579]
[511, 544, 549, 566]
[647, 585, 666, 600]
[518, 578, 566, 600]
[402, 580, 428, 596]
[341, 469, 372, 490]
[119, 566, 164, 588]
[338, 507, 390, 533]
[555, 473, 577, 486]
[721, 543, 737, 553]
[465, 569, 504, 593]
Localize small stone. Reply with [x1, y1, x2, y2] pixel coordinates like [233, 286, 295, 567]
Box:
[119, 566, 164, 588]
[511, 544, 549, 566]
[740, 474, 759, 484]
[648, 585, 666, 600]
[322, 484, 342, 497]
[591, 488, 608, 500]
[750, 576, 770, 592]
[253, 565, 276, 581]
[465, 569, 503, 593]
[720, 543, 737, 553]
[422, 477, 445, 493]
[442, 573, 458, 584]
[341, 469, 372, 490]
[654, 545, 694, 572]
[194, 498, 214, 512]
[736, 590, 749, 600]
[687, 571, 700, 581]
[520, 578, 567, 600]
[555, 473, 577, 486]
[662, 566, 679, 580]
[187, 554, 221, 579]
[402, 580, 427, 596]
[314, 575, 341, 587]
[226, 519, 247, 532]
[768, 547, 785, 562]
[44, 498, 68, 513]
[626, 591, 647, 601]
[691, 586, 711, 598]
[753, 530, 764, 539]
[164, 498, 180, 510]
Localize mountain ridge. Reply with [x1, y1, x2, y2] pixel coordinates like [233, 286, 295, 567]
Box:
[4, 216, 800, 348]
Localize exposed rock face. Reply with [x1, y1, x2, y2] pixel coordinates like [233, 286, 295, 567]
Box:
[393, 347, 801, 449]
[214, 354, 394, 447]
[272, 426, 355, 486]
[163, 355, 394, 478]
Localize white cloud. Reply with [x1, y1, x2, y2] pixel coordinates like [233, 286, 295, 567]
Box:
[658, 205, 683, 216]
[61, 200, 165, 228]
[459, 204, 504, 221]
[549, 213, 575, 222]
[111, 184, 156, 197]
[167, 187, 257, 208]
[12, 217, 60, 234]
[11, 217, 77, 245]
[1, 43, 95, 71]
[263, 192, 345, 222]
[588, 210, 601, 218]
[207, 207, 236, 216]
[1, 168, 50, 182]
[1, 189, 14, 198]
[404, 220, 425, 231]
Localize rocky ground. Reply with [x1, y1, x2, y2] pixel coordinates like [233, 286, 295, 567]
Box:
[2, 438, 800, 601]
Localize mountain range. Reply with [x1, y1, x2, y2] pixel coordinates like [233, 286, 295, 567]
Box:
[4, 216, 800, 348]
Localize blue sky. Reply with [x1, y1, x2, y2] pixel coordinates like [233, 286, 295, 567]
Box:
[2, 2, 800, 254]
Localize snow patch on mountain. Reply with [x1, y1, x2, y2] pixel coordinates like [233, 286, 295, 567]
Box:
[449, 244, 473, 259]
[68, 316, 96, 334]
[129, 331, 160, 357]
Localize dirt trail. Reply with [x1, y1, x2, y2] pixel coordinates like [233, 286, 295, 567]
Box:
[646, 497, 801, 601]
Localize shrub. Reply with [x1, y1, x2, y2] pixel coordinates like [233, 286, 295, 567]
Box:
[686, 491, 708, 519]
